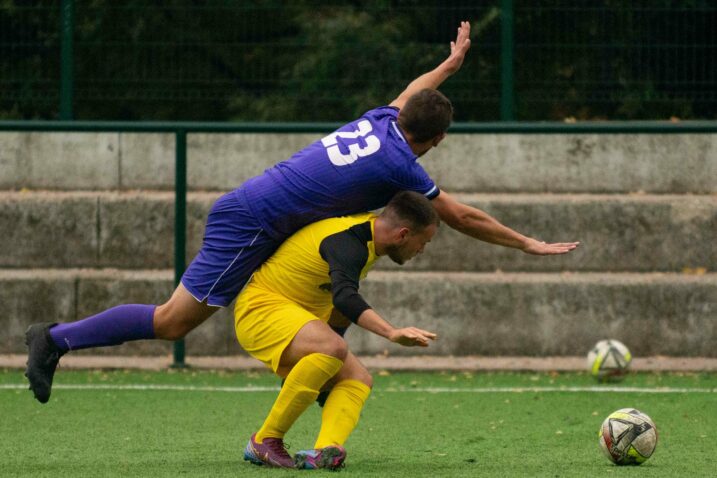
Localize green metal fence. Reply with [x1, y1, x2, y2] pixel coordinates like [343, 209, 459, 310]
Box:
[1, 1, 715, 122]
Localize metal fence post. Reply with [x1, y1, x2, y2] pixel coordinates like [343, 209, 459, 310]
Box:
[500, 0, 515, 121]
[59, 0, 74, 120]
[172, 130, 188, 368]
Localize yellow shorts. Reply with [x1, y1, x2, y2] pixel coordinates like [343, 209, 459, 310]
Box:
[234, 283, 329, 374]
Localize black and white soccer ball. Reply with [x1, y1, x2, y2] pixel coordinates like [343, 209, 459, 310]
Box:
[599, 408, 657, 465]
[587, 339, 632, 382]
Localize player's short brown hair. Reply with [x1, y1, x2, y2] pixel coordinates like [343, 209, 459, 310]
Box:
[383, 191, 440, 231]
[397, 89, 454, 143]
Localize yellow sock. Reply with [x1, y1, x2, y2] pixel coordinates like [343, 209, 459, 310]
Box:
[314, 379, 372, 449]
[255, 353, 343, 443]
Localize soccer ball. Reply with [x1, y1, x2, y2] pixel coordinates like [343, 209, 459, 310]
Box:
[587, 339, 631, 382]
[599, 408, 657, 465]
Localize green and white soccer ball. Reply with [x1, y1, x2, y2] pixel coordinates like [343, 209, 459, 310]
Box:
[599, 408, 657, 465]
[587, 339, 631, 382]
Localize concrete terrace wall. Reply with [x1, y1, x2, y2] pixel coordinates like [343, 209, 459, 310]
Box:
[2, 270, 714, 357]
[0, 192, 714, 272]
[2, 132, 716, 193]
[0, 131, 715, 357]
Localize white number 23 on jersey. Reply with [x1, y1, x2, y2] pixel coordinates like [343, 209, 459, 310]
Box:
[321, 120, 381, 166]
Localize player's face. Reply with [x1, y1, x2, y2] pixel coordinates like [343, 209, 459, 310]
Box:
[386, 223, 437, 265]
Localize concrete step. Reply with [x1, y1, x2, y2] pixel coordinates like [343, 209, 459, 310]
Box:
[431, 133, 717, 194]
[1, 191, 714, 272]
[2, 269, 714, 357]
[2, 132, 716, 193]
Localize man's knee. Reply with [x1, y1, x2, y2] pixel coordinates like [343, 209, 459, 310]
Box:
[317, 334, 348, 362]
[153, 326, 184, 341]
[153, 304, 186, 340]
[281, 320, 349, 369]
[153, 293, 217, 341]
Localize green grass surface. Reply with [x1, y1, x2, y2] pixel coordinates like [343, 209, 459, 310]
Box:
[2, 369, 716, 477]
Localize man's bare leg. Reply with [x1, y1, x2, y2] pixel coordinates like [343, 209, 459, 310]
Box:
[153, 283, 219, 340]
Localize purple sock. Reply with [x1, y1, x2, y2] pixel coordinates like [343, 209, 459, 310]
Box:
[50, 304, 156, 352]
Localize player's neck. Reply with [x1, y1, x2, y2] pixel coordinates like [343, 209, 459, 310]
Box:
[400, 127, 446, 157]
[402, 130, 435, 157]
[408, 141, 433, 157]
[372, 218, 391, 256]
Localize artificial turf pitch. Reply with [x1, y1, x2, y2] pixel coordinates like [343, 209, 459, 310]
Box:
[1, 369, 716, 477]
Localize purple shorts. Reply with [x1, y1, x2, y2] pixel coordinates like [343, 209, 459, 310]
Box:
[181, 190, 280, 307]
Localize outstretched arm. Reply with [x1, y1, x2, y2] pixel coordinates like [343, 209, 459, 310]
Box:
[389, 21, 472, 110]
[356, 309, 436, 347]
[431, 191, 580, 255]
[321, 227, 437, 346]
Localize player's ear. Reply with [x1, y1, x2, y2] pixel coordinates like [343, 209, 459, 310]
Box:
[396, 227, 410, 242]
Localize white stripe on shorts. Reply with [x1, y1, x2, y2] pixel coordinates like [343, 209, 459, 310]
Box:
[202, 228, 264, 307]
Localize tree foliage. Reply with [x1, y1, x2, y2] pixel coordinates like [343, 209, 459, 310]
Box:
[0, 0, 714, 121]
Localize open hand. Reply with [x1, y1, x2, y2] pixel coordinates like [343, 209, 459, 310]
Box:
[388, 327, 437, 347]
[443, 21, 472, 75]
[522, 238, 580, 255]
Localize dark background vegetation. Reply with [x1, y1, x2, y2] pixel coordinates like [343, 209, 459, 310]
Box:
[1, 0, 715, 121]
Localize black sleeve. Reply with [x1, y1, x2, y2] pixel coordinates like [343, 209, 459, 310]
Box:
[319, 222, 373, 323]
[330, 325, 350, 337]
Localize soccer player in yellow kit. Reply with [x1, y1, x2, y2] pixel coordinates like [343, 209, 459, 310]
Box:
[236, 191, 439, 469]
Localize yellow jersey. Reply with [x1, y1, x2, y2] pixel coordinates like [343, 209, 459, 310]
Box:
[247, 212, 379, 322]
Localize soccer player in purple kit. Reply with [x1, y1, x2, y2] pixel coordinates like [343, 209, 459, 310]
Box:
[24, 21, 579, 403]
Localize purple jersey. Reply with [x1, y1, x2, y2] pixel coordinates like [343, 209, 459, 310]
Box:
[238, 106, 439, 239]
